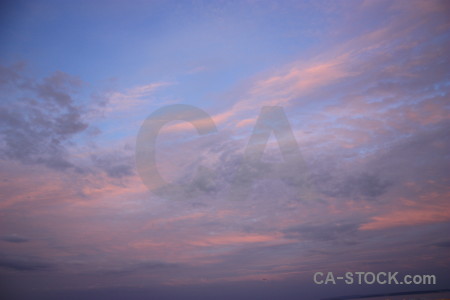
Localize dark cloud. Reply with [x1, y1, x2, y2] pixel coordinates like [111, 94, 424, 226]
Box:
[98, 261, 181, 276]
[0, 255, 52, 271]
[305, 121, 450, 202]
[0, 63, 94, 170]
[91, 152, 134, 179]
[0, 62, 25, 87]
[354, 173, 391, 197]
[433, 240, 450, 248]
[283, 222, 360, 243]
[0, 235, 28, 243]
[151, 134, 316, 203]
[313, 170, 392, 200]
[370, 122, 450, 184]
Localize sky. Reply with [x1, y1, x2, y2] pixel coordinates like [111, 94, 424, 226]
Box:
[0, 0, 450, 299]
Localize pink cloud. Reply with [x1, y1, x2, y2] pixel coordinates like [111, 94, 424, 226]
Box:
[360, 192, 450, 230]
[190, 233, 282, 246]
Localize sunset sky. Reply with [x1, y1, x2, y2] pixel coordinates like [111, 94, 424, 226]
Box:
[1, 1, 450, 299]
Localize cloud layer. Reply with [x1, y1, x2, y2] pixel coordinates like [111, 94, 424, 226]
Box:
[1, 0, 449, 299]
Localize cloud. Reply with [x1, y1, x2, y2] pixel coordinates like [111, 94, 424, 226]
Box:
[313, 171, 392, 200]
[0, 235, 29, 243]
[360, 195, 450, 230]
[97, 260, 181, 276]
[90, 152, 134, 179]
[191, 233, 279, 246]
[0, 62, 25, 86]
[0, 255, 52, 271]
[0, 64, 96, 170]
[0, 1, 449, 295]
[434, 240, 450, 248]
[104, 82, 172, 115]
[209, 0, 450, 135]
[283, 222, 360, 242]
